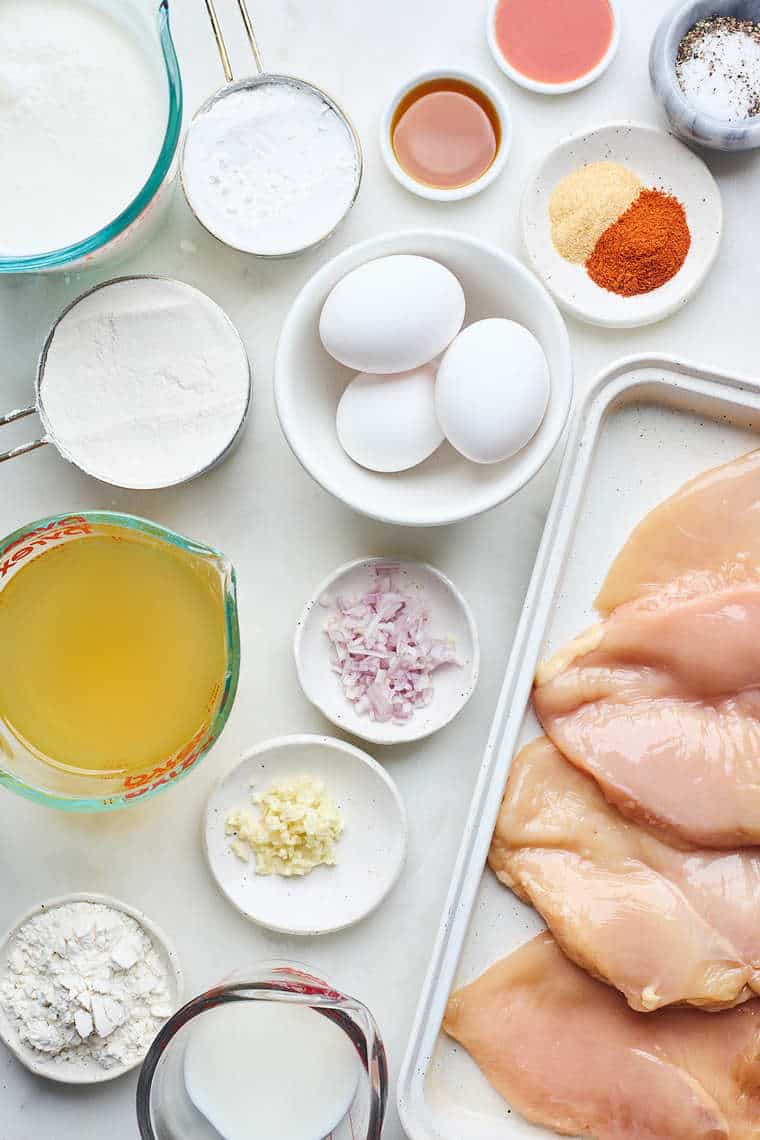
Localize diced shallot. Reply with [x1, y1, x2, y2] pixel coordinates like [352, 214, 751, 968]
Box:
[323, 567, 459, 724]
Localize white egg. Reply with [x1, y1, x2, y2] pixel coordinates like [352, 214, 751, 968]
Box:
[319, 255, 465, 374]
[336, 364, 444, 473]
[435, 319, 550, 464]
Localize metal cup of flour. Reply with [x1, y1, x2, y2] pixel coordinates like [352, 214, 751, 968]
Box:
[180, 0, 363, 259]
[0, 275, 252, 489]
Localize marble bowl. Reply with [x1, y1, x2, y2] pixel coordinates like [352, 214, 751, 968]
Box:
[650, 0, 760, 150]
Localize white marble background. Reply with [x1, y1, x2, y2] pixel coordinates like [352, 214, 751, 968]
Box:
[1, 1, 759, 1137]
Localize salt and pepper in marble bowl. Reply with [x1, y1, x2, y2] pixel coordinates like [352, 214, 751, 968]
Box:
[650, 0, 760, 149]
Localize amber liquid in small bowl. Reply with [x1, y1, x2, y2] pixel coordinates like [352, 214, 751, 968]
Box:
[391, 77, 501, 190]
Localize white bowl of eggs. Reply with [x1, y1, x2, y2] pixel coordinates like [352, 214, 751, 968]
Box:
[274, 229, 573, 526]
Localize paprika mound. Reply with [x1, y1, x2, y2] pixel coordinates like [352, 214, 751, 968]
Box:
[586, 188, 691, 296]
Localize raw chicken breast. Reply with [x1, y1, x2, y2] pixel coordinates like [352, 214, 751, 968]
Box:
[443, 932, 760, 1140]
[490, 738, 760, 1011]
[534, 583, 760, 847]
[596, 449, 760, 615]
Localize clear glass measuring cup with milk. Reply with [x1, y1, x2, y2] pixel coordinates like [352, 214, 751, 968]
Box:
[136, 963, 387, 1140]
[0, 0, 182, 273]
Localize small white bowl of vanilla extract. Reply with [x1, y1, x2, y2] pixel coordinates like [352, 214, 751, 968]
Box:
[380, 68, 511, 201]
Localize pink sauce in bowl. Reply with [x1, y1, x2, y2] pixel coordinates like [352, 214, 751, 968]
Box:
[491, 0, 615, 90]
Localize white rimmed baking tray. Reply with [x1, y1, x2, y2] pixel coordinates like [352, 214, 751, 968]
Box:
[398, 354, 760, 1140]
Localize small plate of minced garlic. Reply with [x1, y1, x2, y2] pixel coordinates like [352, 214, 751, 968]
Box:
[204, 734, 407, 935]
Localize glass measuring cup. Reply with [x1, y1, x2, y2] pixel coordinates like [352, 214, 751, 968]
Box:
[136, 963, 387, 1140]
[180, 0, 363, 258]
[0, 511, 240, 812]
[0, 0, 182, 275]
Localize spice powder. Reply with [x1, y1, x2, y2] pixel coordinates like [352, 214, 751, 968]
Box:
[549, 161, 642, 264]
[586, 188, 691, 296]
[676, 15, 760, 121]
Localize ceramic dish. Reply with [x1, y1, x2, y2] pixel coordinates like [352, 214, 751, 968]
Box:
[521, 121, 722, 328]
[274, 229, 572, 527]
[204, 735, 407, 935]
[295, 557, 480, 745]
[650, 0, 760, 151]
[380, 68, 511, 201]
[486, 0, 620, 95]
[0, 893, 183, 1085]
[397, 354, 760, 1140]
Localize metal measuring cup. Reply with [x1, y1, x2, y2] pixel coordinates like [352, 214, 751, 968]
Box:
[180, 0, 364, 259]
[0, 275, 252, 488]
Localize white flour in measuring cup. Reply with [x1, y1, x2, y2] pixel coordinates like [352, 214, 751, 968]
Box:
[0, 0, 166, 256]
[182, 79, 360, 256]
[38, 277, 251, 490]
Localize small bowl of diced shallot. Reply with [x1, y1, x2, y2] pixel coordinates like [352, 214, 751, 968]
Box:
[294, 557, 479, 745]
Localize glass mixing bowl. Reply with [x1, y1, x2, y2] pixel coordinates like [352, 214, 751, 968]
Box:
[0, 0, 183, 275]
[0, 511, 240, 811]
[136, 963, 387, 1140]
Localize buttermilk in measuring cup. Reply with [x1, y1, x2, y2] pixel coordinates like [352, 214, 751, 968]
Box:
[0, 0, 166, 256]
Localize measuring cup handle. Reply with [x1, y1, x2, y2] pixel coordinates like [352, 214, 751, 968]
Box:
[236, 0, 264, 74]
[203, 0, 264, 83]
[0, 405, 48, 463]
[0, 437, 48, 463]
[0, 403, 36, 427]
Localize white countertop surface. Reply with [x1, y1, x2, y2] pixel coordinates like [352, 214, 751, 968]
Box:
[1, 1, 759, 1137]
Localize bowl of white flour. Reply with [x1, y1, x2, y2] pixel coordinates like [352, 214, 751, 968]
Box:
[0, 894, 183, 1083]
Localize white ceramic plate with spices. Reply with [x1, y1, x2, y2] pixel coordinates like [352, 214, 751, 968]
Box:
[295, 557, 480, 745]
[204, 734, 408, 936]
[0, 893, 183, 1085]
[521, 121, 722, 328]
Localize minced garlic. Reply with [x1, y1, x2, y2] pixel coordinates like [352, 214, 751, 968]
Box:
[225, 775, 344, 877]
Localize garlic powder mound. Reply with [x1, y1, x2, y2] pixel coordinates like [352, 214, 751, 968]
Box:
[549, 162, 642, 264]
[225, 775, 344, 877]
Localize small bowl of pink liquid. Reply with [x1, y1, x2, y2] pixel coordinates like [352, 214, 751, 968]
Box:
[136, 962, 386, 1140]
[486, 0, 620, 95]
